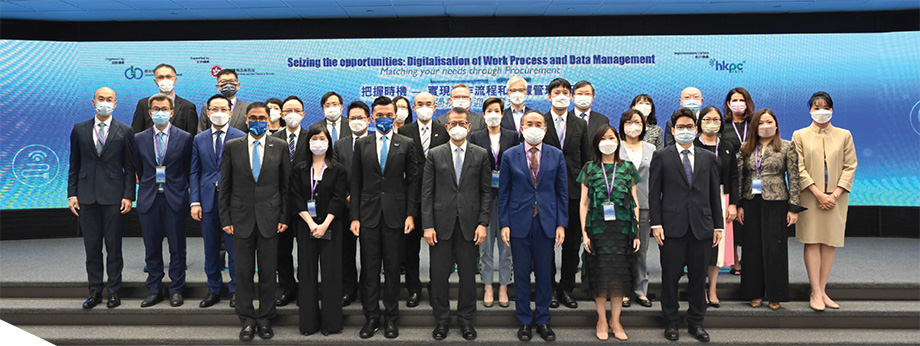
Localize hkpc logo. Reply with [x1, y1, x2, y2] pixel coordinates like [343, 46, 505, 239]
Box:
[710, 58, 745, 73]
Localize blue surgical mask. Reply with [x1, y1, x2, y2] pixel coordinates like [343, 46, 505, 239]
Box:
[681, 99, 702, 113]
[248, 121, 268, 137]
[375, 117, 394, 134]
[151, 111, 170, 126]
[674, 128, 696, 145]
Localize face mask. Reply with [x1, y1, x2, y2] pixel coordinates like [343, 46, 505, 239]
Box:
[484, 112, 502, 127]
[811, 109, 832, 124]
[681, 98, 702, 113]
[634, 104, 652, 116]
[452, 98, 470, 109]
[349, 119, 368, 133]
[395, 108, 409, 123]
[730, 101, 747, 115]
[624, 124, 643, 138]
[508, 92, 526, 106]
[573, 95, 592, 110]
[248, 121, 267, 137]
[219, 83, 238, 98]
[416, 106, 434, 122]
[375, 117, 394, 134]
[157, 79, 175, 93]
[210, 112, 230, 127]
[758, 125, 776, 138]
[702, 122, 721, 135]
[151, 111, 170, 127]
[309, 140, 328, 156]
[551, 94, 570, 109]
[522, 126, 546, 145]
[674, 128, 696, 145]
[448, 125, 468, 141]
[95, 101, 114, 117]
[598, 139, 618, 155]
[284, 112, 302, 128]
[269, 109, 281, 123]
[324, 106, 342, 121]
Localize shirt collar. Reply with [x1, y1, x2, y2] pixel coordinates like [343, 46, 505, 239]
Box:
[286, 127, 300, 139]
[551, 108, 567, 119]
[675, 143, 695, 154]
[809, 122, 834, 133]
[211, 125, 225, 134]
[248, 134, 265, 146]
[155, 122, 171, 136]
[525, 141, 543, 152]
[375, 130, 391, 141]
[449, 140, 468, 153]
[94, 115, 112, 127]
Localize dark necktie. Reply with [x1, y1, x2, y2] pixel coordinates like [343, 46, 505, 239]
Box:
[681, 149, 692, 185]
[214, 130, 224, 164]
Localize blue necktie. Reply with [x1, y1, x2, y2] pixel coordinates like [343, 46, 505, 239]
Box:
[288, 133, 296, 163]
[156, 131, 166, 165]
[252, 140, 261, 181]
[96, 123, 106, 155]
[455, 147, 463, 184]
[379, 135, 388, 172]
[330, 123, 338, 141]
[681, 149, 692, 185]
[214, 130, 224, 165]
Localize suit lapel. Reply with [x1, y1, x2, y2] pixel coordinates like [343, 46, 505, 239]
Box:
[669, 146, 689, 186]
[369, 136, 383, 175]
[164, 126, 180, 163]
[205, 129, 219, 166]
[86, 121, 101, 157]
[239, 137, 257, 183]
[146, 128, 158, 166]
[691, 147, 705, 186]
[382, 134, 398, 175]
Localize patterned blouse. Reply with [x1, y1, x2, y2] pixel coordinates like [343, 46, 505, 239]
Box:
[643, 125, 664, 149]
[738, 139, 806, 213]
[576, 161, 641, 237]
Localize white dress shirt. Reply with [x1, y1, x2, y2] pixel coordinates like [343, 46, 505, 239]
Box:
[92, 115, 112, 145]
[675, 143, 695, 173]
[286, 126, 301, 150]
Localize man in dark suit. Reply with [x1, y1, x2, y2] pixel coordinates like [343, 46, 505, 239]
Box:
[434, 84, 486, 132]
[311, 91, 349, 141]
[190, 94, 246, 308]
[542, 77, 592, 309]
[663, 87, 704, 147]
[131, 64, 198, 135]
[271, 95, 310, 307]
[421, 107, 492, 341]
[219, 102, 291, 341]
[397, 91, 447, 307]
[649, 108, 723, 342]
[350, 96, 421, 339]
[69, 87, 136, 309]
[133, 93, 193, 308]
[571, 80, 611, 138]
[197, 69, 251, 134]
[497, 110, 568, 342]
[332, 101, 371, 307]
[500, 76, 534, 135]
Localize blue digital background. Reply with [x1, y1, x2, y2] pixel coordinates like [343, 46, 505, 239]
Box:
[1, 32, 918, 209]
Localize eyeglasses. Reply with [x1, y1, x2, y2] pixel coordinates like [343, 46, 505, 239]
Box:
[323, 102, 342, 108]
[208, 107, 230, 113]
[448, 121, 470, 127]
[451, 95, 471, 100]
[154, 75, 175, 81]
[700, 118, 721, 124]
[507, 88, 526, 93]
[218, 79, 237, 84]
[151, 107, 172, 112]
[675, 125, 696, 130]
[248, 116, 268, 122]
[349, 116, 368, 121]
[282, 109, 303, 114]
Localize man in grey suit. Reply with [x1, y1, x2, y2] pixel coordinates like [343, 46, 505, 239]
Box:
[434, 84, 486, 132]
[421, 107, 492, 341]
[219, 102, 291, 341]
[198, 69, 250, 134]
[311, 91, 350, 141]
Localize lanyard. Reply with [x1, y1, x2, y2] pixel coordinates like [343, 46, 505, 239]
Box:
[310, 162, 327, 193]
[754, 144, 764, 175]
[732, 121, 748, 144]
[601, 162, 618, 201]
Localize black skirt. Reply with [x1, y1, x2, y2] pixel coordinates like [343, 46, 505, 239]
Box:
[581, 221, 635, 298]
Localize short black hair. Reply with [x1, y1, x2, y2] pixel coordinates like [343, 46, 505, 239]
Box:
[591, 125, 623, 165]
[671, 107, 696, 125]
[572, 80, 595, 95]
[392, 95, 413, 123]
[246, 101, 269, 115]
[206, 94, 232, 109]
[697, 106, 724, 132]
[808, 91, 833, 108]
[265, 97, 283, 109]
[320, 91, 343, 107]
[619, 109, 646, 140]
[153, 63, 176, 75]
[521, 109, 545, 124]
[546, 78, 572, 94]
[371, 96, 394, 113]
[347, 100, 370, 118]
[282, 95, 304, 109]
[304, 124, 333, 165]
[482, 97, 504, 113]
[446, 107, 470, 122]
[215, 68, 237, 81]
[629, 94, 657, 125]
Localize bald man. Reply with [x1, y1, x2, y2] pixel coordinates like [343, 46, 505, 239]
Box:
[69, 87, 137, 309]
[664, 87, 705, 147]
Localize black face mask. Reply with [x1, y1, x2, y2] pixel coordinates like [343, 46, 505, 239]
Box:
[219, 83, 238, 98]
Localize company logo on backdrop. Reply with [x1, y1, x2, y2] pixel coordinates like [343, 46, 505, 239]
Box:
[210, 65, 222, 77]
[12, 144, 60, 187]
[211, 66, 273, 77]
[709, 58, 745, 73]
[124, 65, 144, 79]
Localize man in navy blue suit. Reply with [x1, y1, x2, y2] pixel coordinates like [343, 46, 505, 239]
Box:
[497, 110, 568, 342]
[69, 87, 136, 309]
[134, 93, 193, 308]
[191, 94, 246, 308]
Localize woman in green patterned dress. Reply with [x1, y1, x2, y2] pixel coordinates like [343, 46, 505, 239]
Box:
[578, 125, 641, 341]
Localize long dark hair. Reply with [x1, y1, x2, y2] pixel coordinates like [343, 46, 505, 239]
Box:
[740, 109, 782, 157]
[304, 124, 334, 166]
[629, 94, 657, 125]
[392, 95, 414, 123]
[723, 87, 754, 122]
[618, 109, 646, 140]
[591, 125, 624, 166]
[698, 106, 724, 133]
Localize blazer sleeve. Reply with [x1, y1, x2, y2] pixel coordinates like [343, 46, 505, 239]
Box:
[132, 133, 144, 190]
[497, 149, 512, 229]
[792, 131, 815, 190]
[327, 164, 348, 219]
[182, 134, 193, 181]
[648, 150, 663, 227]
[579, 121, 593, 167]
[132, 99, 147, 134]
[67, 126, 80, 198]
[838, 131, 857, 192]
[478, 150, 492, 227]
[122, 129, 137, 201]
[708, 155, 725, 230]
[189, 138, 202, 205]
[218, 142, 233, 228]
[663, 121, 675, 148]
[784, 142, 806, 213]
[405, 139, 422, 219]
[349, 140, 363, 221]
[555, 151, 569, 228]
[197, 105, 210, 134]
[727, 145, 740, 205]
[288, 164, 307, 215]
[420, 151, 436, 230]
[279, 141, 292, 225]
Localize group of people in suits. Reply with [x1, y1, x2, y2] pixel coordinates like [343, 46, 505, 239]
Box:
[69, 63, 856, 342]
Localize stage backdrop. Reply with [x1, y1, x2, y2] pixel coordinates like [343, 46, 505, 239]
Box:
[1, 32, 918, 209]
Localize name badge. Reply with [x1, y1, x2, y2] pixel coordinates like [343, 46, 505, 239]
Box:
[491, 170, 500, 188]
[752, 176, 763, 195]
[155, 166, 166, 184]
[602, 202, 617, 221]
[307, 199, 317, 217]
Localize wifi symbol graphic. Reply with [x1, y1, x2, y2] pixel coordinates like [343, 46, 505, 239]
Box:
[13, 144, 60, 188]
[28, 150, 47, 161]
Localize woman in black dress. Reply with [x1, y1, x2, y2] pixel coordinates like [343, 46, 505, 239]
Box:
[720, 87, 755, 275]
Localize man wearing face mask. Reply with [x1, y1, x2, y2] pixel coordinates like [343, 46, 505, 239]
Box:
[501, 76, 534, 135]
[664, 87, 704, 147]
[69, 87, 136, 309]
[197, 69, 251, 134]
[190, 94, 247, 308]
[649, 108, 723, 342]
[271, 96, 311, 307]
[351, 96, 422, 339]
[311, 91, 349, 141]
[132, 64, 198, 135]
[434, 84, 486, 132]
[398, 92, 449, 306]
[133, 93, 194, 308]
[422, 107, 492, 341]
[333, 101, 372, 307]
[498, 110, 568, 342]
[543, 77, 592, 309]
[572, 80, 610, 138]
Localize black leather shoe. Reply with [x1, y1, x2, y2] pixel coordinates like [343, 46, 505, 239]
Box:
[275, 292, 296, 306]
[229, 292, 236, 308]
[106, 293, 120, 308]
[359, 319, 378, 339]
[688, 325, 710, 342]
[550, 292, 560, 308]
[258, 324, 274, 339]
[82, 291, 102, 309]
[406, 293, 420, 307]
[638, 298, 653, 308]
[557, 291, 577, 309]
[432, 322, 449, 340]
[517, 324, 532, 341]
[199, 293, 220, 308]
[460, 324, 477, 340]
[342, 293, 356, 307]
[170, 293, 184, 307]
[141, 293, 163, 307]
[664, 325, 679, 341]
[239, 325, 255, 341]
[536, 324, 556, 341]
[622, 298, 631, 308]
[384, 320, 399, 339]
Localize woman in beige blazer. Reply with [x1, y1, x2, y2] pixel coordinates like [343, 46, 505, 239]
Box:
[792, 92, 857, 312]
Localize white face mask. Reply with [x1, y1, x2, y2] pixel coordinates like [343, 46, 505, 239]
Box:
[681, 98, 702, 112]
[209, 112, 230, 127]
[624, 124, 642, 138]
[324, 106, 342, 121]
[395, 108, 409, 123]
[95, 101, 114, 117]
[269, 109, 282, 123]
[309, 140, 328, 156]
[508, 92, 526, 106]
[349, 119, 368, 133]
[811, 109, 832, 124]
[157, 79, 175, 93]
[448, 125, 468, 141]
[634, 104, 652, 116]
[451, 98, 471, 109]
[484, 112, 502, 127]
[551, 94, 570, 109]
[598, 139, 619, 155]
[284, 112, 303, 128]
[415, 106, 434, 122]
[522, 126, 546, 145]
[573, 95, 592, 110]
